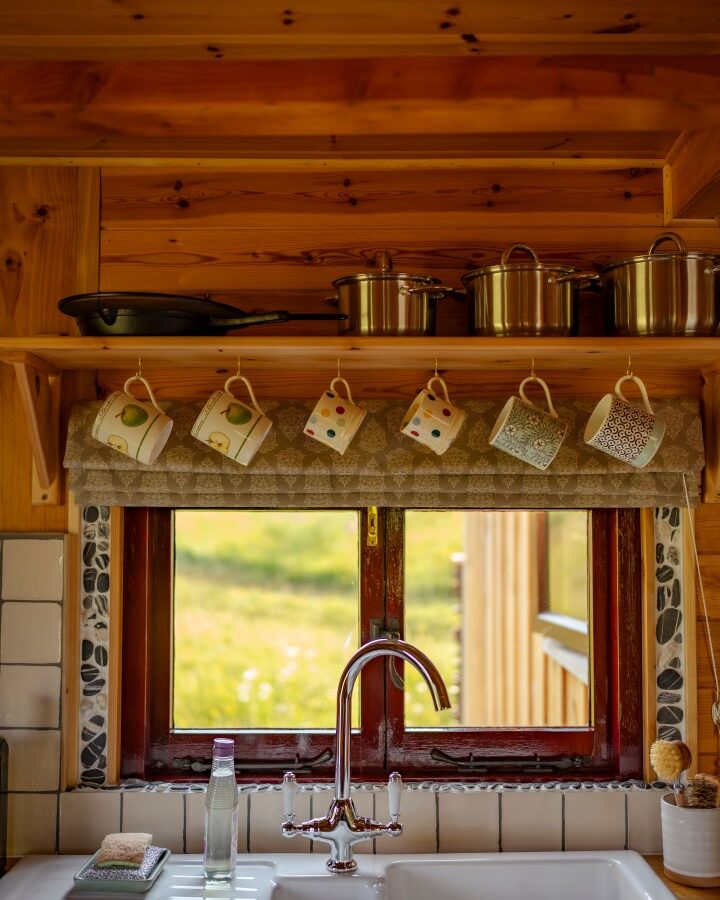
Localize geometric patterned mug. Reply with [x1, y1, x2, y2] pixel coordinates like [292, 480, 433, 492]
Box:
[489, 375, 567, 470]
[584, 374, 666, 468]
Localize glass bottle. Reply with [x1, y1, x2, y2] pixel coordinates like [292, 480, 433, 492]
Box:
[203, 737, 238, 882]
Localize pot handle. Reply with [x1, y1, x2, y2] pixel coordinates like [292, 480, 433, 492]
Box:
[401, 285, 456, 299]
[501, 243, 539, 265]
[325, 296, 340, 306]
[706, 265, 720, 275]
[548, 271, 601, 287]
[649, 232, 687, 255]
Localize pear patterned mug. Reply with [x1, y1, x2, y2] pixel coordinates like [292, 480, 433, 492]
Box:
[584, 373, 665, 468]
[192, 375, 272, 466]
[489, 375, 567, 470]
[92, 375, 173, 465]
[401, 375, 465, 455]
[304, 377, 366, 455]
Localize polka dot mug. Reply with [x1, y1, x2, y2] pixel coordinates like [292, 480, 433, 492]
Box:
[304, 376, 366, 455]
[400, 375, 465, 455]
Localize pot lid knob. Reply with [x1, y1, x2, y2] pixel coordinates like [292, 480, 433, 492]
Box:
[374, 250, 393, 273]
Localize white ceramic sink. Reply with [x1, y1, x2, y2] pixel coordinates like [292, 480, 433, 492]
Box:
[0, 852, 674, 900]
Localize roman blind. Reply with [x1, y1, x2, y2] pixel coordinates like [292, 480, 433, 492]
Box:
[64, 397, 704, 509]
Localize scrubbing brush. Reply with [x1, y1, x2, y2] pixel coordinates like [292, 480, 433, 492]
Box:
[686, 774, 720, 809]
[650, 739, 692, 806]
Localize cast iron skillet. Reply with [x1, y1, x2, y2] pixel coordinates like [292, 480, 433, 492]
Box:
[58, 292, 347, 336]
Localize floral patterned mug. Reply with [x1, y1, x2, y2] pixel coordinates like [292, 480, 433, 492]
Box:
[489, 375, 567, 470]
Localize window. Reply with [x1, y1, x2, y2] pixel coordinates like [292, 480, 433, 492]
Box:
[121, 508, 642, 781]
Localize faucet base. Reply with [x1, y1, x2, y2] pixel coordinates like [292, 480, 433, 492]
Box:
[326, 858, 358, 874]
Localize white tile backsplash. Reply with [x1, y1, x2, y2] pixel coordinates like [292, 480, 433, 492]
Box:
[0, 729, 61, 791]
[248, 788, 312, 853]
[7, 793, 58, 856]
[375, 788, 436, 853]
[1, 601, 62, 664]
[122, 790, 185, 854]
[59, 790, 122, 854]
[0, 664, 60, 727]
[564, 790, 626, 850]
[627, 788, 664, 854]
[2, 539, 64, 601]
[501, 790, 563, 852]
[438, 790, 500, 852]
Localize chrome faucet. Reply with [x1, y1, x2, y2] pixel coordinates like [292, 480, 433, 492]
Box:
[281, 637, 451, 873]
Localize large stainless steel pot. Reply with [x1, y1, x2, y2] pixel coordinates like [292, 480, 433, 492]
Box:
[326, 252, 454, 336]
[461, 244, 593, 336]
[597, 232, 720, 336]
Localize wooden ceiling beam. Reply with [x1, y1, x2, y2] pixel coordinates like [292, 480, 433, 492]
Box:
[0, 0, 718, 59]
[1, 58, 720, 145]
[667, 129, 720, 220]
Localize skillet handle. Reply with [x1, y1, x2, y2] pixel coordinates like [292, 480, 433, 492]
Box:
[549, 271, 600, 287]
[209, 311, 348, 331]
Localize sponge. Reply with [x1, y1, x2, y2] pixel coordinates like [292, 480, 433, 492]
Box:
[649, 739, 692, 783]
[95, 832, 152, 869]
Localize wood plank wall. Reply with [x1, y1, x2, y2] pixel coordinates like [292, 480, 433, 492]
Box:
[97, 166, 720, 401]
[0, 166, 99, 531]
[694, 504, 720, 776]
[462, 510, 588, 726]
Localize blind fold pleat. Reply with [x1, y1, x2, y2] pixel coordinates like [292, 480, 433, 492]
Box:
[64, 397, 704, 509]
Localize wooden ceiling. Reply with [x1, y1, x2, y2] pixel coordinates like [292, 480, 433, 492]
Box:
[0, 1, 718, 217]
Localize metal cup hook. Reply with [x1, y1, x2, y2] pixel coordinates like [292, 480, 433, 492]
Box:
[136, 357, 142, 378]
[626, 356, 633, 377]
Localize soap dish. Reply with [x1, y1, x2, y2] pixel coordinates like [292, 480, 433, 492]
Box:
[73, 846, 170, 893]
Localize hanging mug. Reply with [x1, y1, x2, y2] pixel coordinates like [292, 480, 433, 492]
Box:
[400, 375, 465, 455]
[192, 375, 272, 466]
[92, 375, 173, 465]
[584, 374, 666, 468]
[304, 377, 366, 455]
[489, 375, 567, 470]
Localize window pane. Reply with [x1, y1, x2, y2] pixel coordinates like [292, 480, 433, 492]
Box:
[173, 510, 359, 730]
[404, 510, 590, 729]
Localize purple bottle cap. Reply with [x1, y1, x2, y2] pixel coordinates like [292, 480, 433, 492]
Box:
[212, 738, 235, 758]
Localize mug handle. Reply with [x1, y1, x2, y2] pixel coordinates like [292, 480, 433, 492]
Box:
[614, 374, 655, 415]
[518, 375, 559, 419]
[330, 376, 354, 405]
[123, 375, 163, 414]
[224, 375, 266, 416]
[426, 375, 451, 403]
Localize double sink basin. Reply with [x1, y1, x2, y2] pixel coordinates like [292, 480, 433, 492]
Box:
[0, 851, 674, 899]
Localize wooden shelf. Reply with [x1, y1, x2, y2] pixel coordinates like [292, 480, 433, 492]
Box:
[1, 335, 720, 375]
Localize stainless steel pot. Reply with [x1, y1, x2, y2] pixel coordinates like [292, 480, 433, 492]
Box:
[461, 244, 593, 337]
[597, 232, 720, 336]
[326, 252, 454, 336]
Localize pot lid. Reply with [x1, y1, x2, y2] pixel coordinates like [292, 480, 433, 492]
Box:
[461, 263, 578, 282]
[332, 272, 441, 288]
[597, 251, 720, 272]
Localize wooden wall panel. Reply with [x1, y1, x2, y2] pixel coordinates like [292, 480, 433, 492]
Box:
[0, 167, 99, 531]
[694, 503, 720, 775]
[101, 167, 664, 227]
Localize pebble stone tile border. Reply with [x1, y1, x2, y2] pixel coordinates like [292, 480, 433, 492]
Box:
[653, 507, 687, 744]
[78, 506, 112, 785]
[77, 507, 687, 785]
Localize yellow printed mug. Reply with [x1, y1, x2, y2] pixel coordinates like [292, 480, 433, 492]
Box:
[92, 375, 173, 465]
[192, 375, 272, 466]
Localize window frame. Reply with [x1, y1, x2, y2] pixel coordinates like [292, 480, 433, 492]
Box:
[120, 507, 642, 782]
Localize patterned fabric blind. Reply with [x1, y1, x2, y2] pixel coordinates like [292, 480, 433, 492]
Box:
[64, 397, 704, 509]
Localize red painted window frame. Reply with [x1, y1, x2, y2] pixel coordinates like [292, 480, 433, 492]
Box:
[121, 507, 642, 782]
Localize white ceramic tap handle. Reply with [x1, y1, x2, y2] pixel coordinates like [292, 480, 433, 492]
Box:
[388, 772, 403, 820]
[282, 771, 297, 821]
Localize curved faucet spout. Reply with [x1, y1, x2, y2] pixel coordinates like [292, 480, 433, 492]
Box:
[335, 638, 451, 800]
